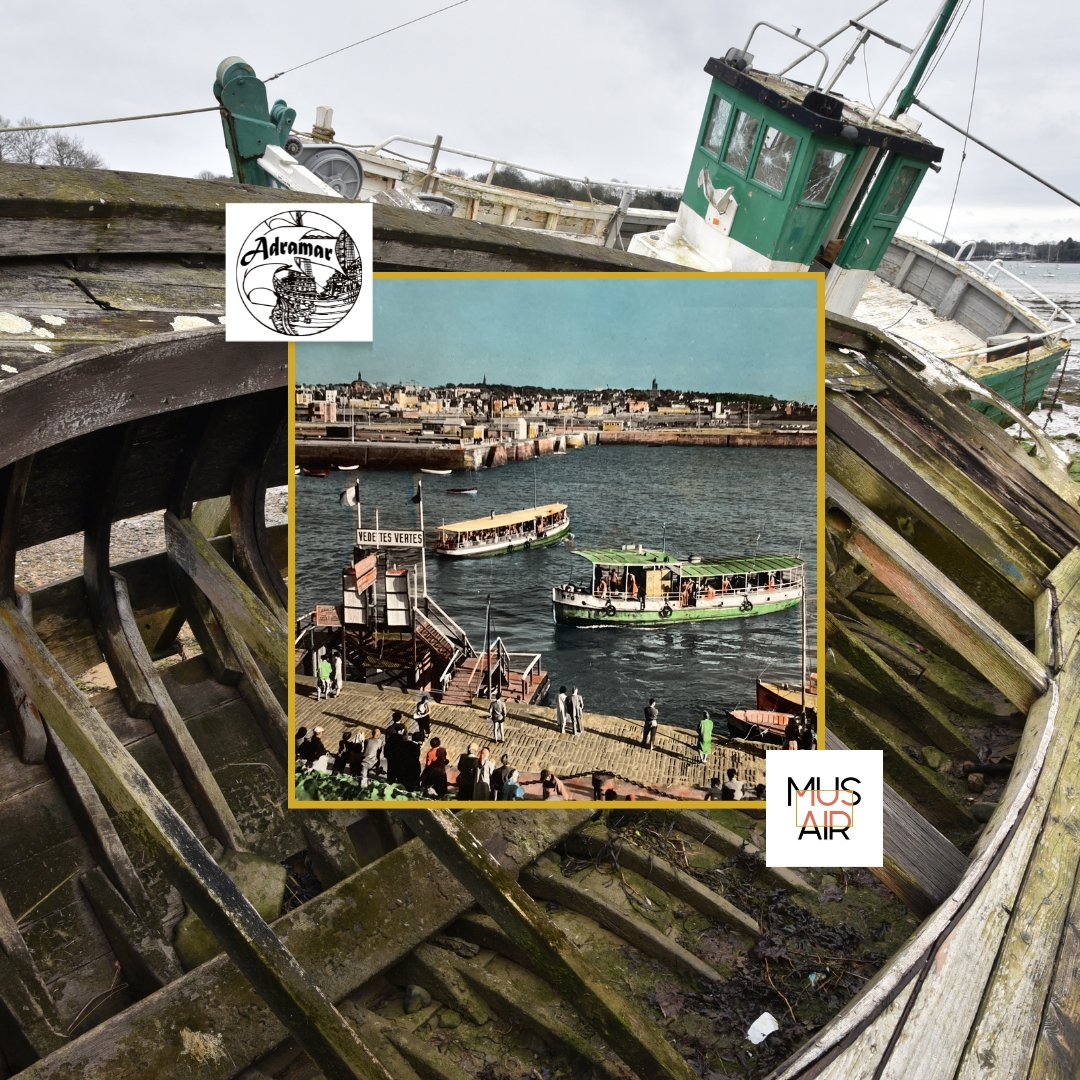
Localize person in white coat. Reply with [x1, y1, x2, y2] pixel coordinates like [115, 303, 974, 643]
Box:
[570, 686, 584, 736]
[555, 685, 570, 734]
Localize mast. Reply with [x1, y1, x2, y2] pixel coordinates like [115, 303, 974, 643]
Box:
[416, 475, 428, 598]
[800, 564, 807, 718]
[483, 596, 492, 698]
[891, 0, 962, 119]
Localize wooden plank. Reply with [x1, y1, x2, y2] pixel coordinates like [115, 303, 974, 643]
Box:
[402, 808, 699, 1080]
[0, 889, 64, 1037]
[0, 457, 33, 600]
[825, 611, 974, 756]
[520, 863, 723, 983]
[0, 331, 286, 474]
[825, 687, 972, 832]
[0, 164, 679, 275]
[449, 959, 631, 1080]
[564, 828, 760, 937]
[223, 621, 288, 762]
[112, 572, 246, 852]
[829, 393, 1052, 601]
[19, 809, 591, 1080]
[0, 598, 391, 1080]
[826, 731, 969, 917]
[83, 425, 156, 720]
[45, 725, 161, 935]
[668, 810, 817, 896]
[164, 513, 288, 687]
[79, 868, 180, 999]
[826, 477, 1048, 711]
[954, 661, 1080, 1078]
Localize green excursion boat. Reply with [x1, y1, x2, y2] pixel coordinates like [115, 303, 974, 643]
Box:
[551, 546, 803, 626]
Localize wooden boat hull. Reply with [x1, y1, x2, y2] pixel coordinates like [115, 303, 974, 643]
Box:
[726, 708, 791, 743]
[552, 583, 800, 625]
[757, 678, 817, 717]
[971, 340, 1068, 423]
[436, 517, 570, 557]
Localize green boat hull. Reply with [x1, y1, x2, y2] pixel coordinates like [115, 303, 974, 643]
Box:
[553, 594, 800, 626]
[970, 343, 1068, 426]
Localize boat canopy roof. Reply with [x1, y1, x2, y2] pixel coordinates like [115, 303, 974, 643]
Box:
[438, 503, 567, 533]
[573, 548, 802, 575]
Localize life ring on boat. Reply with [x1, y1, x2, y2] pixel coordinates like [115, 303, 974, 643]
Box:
[604, 602, 617, 617]
[740, 596, 753, 613]
[660, 604, 673, 618]
[565, 583, 576, 597]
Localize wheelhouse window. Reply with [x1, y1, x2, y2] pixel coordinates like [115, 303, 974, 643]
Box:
[702, 95, 733, 156]
[723, 110, 760, 174]
[752, 126, 798, 191]
[880, 164, 920, 217]
[801, 147, 848, 204]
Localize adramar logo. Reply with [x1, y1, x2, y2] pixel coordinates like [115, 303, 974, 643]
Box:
[225, 203, 372, 342]
[766, 751, 882, 867]
[237, 210, 361, 336]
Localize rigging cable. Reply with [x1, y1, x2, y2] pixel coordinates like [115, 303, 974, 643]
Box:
[0, 107, 218, 134]
[939, 0, 985, 246]
[264, 0, 474, 81]
[0, 0, 475, 133]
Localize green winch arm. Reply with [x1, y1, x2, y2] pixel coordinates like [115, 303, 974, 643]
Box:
[213, 56, 296, 186]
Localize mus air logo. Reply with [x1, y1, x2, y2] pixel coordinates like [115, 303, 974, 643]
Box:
[788, 775, 861, 840]
[766, 750, 882, 867]
[225, 203, 372, 342]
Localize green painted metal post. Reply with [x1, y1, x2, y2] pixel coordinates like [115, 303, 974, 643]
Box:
[891, 0, 962, 119]
[214, 57, 296, 186]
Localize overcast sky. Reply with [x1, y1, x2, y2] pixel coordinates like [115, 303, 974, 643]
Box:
[4, 1, 1077, 242]
[297, 275, 818, 399]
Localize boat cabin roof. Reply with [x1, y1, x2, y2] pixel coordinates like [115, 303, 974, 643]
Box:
[706, 60, 942, 160]
[573, 548, 802, 575]
[437, 502, 567, 533]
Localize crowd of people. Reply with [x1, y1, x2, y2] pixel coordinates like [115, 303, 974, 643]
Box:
[300, 678, 789, 800]
[295, 698, 571, 801]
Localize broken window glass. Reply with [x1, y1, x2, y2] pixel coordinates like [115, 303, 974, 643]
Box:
[801, 147, 848, 204]
[752, 126, 797, 191]
[881, 165, 920, 217]
[723, 111, 760, 174]
[702, 95, 733, 156]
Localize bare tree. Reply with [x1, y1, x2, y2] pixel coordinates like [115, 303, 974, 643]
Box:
[46, 131, 104, 168]
[196, 169, 233, 181]
[6, 117, 49, 164]
[0, 117, 104, 167]
[0, 115, 10, 161]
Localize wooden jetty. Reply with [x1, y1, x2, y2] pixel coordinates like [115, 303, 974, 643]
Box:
[294, 678, 767, 800]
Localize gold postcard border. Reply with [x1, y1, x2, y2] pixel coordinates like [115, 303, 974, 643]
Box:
[287, 270, 826, 810]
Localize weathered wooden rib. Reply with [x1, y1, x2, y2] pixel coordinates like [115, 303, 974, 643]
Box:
[764, 316, 1080, 1079]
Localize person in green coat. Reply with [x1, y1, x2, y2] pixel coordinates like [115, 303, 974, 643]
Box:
[696, 710, 713, 764]
[316, 655, 332, 700]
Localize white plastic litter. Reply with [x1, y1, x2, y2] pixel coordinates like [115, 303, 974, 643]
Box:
[747, 1011, 779, 1044]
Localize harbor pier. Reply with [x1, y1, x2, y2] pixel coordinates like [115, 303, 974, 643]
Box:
[295, 679, 767, 800]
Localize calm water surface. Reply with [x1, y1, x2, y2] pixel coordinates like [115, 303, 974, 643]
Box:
[296, 444, 816, 731]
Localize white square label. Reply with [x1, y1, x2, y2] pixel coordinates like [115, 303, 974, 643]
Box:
[765, 750, 883, 867]
[225, 202, 372, 342]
